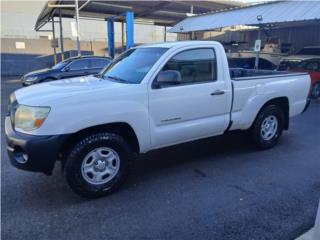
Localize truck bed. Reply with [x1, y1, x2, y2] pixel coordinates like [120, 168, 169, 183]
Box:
[229, 68, 310, 131]
[230, 68, 308, 80]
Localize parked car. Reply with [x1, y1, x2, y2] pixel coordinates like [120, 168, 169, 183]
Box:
[296, 46, 320, 56]
[21, 56, 111, 86]
[6, 41, 311, 198]
[278, 46, 320, 71]
[279, 58, 320, 98]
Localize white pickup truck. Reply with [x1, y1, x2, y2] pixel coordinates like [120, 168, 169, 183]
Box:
[5, 41, 311, 198]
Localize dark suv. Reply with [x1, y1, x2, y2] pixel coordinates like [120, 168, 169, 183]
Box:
[21, 56, 111, 86]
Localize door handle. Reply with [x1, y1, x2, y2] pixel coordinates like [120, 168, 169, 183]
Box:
[210, 90, 225, 96]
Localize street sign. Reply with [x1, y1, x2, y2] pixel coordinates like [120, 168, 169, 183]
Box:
[51, 38, 59, 48]
[254, 40, 261, 52]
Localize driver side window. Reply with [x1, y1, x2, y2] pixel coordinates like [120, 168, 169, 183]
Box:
[161, 48, 217, 85]
[68, 59, 89, 70]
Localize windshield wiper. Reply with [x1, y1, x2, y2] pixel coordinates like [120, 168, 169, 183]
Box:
[106, 75, 128, 83]
[94, 73, 102, 78]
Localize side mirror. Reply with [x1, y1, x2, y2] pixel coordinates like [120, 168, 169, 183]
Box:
[62, 66, 70, 72]
[155, 70, 182, 88]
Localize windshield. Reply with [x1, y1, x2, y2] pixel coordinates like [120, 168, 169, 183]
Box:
[51, 60, 69, 70]
[102, 47, 168, 84]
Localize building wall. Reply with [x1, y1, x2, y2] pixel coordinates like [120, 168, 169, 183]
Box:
[1, 38, 109, 76]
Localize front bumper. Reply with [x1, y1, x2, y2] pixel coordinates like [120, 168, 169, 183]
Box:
[22, 82, 33, 86]
[21, 80, 35, 86]
[5, 117, 68, 175]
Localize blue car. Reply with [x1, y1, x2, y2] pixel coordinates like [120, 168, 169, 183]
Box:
[21, 56, 111, 86]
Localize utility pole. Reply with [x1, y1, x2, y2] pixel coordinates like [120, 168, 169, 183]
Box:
[75, 0, 81, 56]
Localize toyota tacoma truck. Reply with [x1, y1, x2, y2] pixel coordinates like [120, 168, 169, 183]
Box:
[5, 41, 311, 198]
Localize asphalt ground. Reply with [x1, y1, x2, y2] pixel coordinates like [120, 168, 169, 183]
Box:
[1, 77, 320, 240]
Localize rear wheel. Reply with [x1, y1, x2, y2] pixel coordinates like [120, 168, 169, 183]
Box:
[64, 132, 132, 198]
[250, 105, 285, 149]
[311, 82, 320, 99]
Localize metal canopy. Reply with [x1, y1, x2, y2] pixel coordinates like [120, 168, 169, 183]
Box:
[35, 0, 241, 31]
[169, 1, 320, 33]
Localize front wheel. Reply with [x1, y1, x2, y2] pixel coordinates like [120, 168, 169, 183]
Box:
[250, 105, 285, 149]
[64, 132, 132, 198]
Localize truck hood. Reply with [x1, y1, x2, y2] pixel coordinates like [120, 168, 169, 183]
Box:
[14, 75, 129, 106]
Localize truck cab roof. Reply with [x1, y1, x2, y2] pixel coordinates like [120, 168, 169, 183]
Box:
[137, 41, 220, 49]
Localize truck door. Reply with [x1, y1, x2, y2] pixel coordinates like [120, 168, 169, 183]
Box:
[149, 48, 230, 148]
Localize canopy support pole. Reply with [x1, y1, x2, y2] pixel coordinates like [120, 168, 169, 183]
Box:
[59, 9, 65, 61]
[107, 17, 115, 58]
[126, 11, 134, 49]
[121, 21, 124, 51]
[75, 0, 81, 56]
[51, 18, 57, 65]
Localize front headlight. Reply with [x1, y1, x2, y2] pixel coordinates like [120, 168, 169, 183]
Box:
[25, 76, 38, 82]
[14, 105, 50, 131]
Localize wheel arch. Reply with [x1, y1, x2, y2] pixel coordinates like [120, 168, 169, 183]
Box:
[60, 122, 140, 160]
[251, 96, 289, 130]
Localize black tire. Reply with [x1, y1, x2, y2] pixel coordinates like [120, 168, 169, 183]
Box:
[64, 132, 132, 198]
[311, 82, 320, 99]
[250, 104, 285, 149]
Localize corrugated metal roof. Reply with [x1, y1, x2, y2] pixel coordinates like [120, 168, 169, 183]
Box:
[169, 1, 320, 33]
[35, 0, 242, 31]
